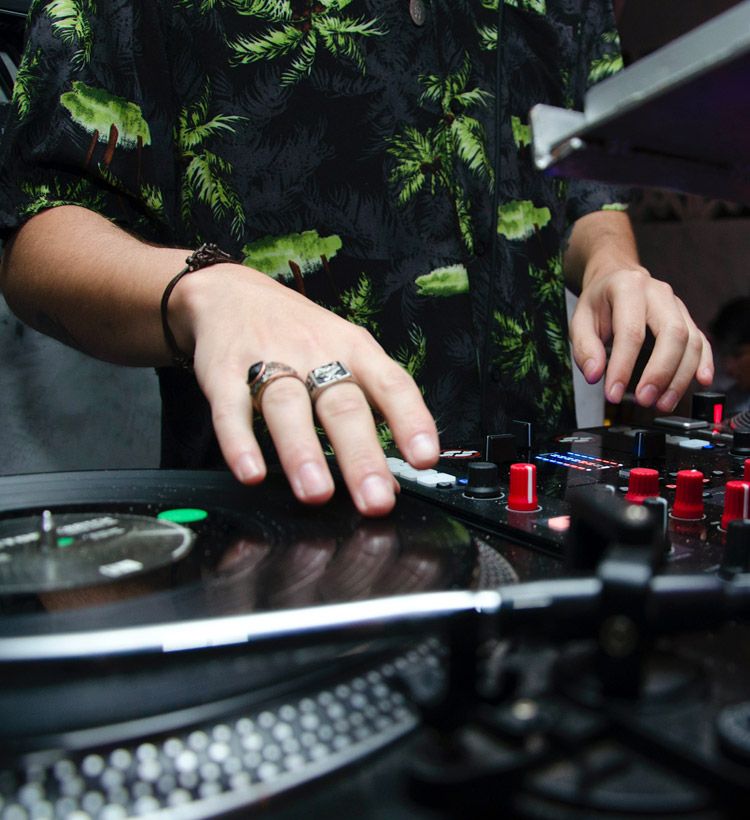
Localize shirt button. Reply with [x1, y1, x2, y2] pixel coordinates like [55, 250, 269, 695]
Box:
[409, 0, 427, 26]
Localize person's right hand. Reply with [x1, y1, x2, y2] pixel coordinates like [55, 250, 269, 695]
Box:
[169, 262, 440, 517]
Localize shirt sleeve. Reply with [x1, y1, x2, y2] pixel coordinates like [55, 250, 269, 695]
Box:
[0, 1, 178, 246]
[565, 0, 631, 227]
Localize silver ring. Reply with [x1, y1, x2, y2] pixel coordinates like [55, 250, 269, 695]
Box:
[305, 361, 355, 402]
[247, 361, 304, 413]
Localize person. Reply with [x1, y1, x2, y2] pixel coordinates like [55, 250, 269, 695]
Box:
[0, 1, 712, 518]
[708, 296, 750, 416]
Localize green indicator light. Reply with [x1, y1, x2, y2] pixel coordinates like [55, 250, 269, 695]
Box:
[57, 537, 75, 548]
[157, 508, 209, 524]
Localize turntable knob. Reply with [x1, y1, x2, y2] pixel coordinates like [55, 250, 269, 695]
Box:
[722, 480, 750, 531]
[720, 520, 750, 578]
[625, 467, 660, 504]
[464, 461, 502, 499]
[671, 469, 705, 520]
[507, 462, 538, 511]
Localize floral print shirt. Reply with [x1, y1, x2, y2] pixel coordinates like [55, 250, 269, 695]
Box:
[0, 0, 626, 467]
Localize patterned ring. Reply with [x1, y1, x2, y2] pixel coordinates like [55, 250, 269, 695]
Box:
[247, 361, 304, 413]
[305, 361, 356, 403]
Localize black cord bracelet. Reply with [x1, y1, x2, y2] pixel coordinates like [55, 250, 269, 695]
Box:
[160, 242, 235, 369]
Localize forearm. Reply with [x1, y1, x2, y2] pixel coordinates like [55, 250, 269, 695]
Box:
[0, 205, 191, 366]
[563, 209, 646, 294]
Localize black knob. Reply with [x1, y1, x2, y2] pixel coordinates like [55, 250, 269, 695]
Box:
[464, 461, 501, 499]
[731, 429, 750, 457]
[720, 520, 750, 579]
[691, 392, 725, 423]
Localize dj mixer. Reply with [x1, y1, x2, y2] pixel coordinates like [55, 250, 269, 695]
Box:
[391, 394, 750, 576]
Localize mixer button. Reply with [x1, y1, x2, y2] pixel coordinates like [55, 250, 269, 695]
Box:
[416, 472, 456, 488]
[678, 439, 712, 450]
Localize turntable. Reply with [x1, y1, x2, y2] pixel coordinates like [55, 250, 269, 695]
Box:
[0, 468, 521, 818]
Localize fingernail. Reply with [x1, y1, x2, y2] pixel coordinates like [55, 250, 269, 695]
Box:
[237, 452, 262, 482]
[582, 358, 598, 383]
[658, 389, 678, 412]
[357, 474, 394, 511]
[637, 383, 659, 406]
[409, 432, 438, 464]
[607, 382, 625, 403]
[295, 461, 333, 500]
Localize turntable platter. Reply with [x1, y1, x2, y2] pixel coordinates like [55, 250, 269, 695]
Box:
[0, 468, 487, 624]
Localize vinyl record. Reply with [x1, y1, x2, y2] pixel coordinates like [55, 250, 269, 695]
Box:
[0, 468, 482, 626]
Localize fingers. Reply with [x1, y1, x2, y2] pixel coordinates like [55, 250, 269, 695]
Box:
[202, 348, 422, 517]
[257, 348, 435, 517]
[202, 363, 268, 486]
[654, 313, 713, 410]
[600, 270, 649, 405]
[311, 350, 439, 516]
[577, 269, 714, 411]
[314, 380, 397, 516]
[569, 301, 609, 387]
[354, 351, 440, 468]
[261, 375, 336, 505]
[634, 289, 709, 412]
[687, 298, 715, 388]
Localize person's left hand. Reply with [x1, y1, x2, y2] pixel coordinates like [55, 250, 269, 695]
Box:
[569, 264, 714, 411]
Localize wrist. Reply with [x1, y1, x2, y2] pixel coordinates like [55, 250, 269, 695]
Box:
[161, 244, 235, 368]
[581, 254, 649, 292]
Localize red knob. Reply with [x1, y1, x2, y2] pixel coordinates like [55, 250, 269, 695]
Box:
[671, 469, 705, 520]
[722, 480, 750, 531]
[625, 467, 660, 504]
[744, 458, 750, 481]
[508, 462, 538, 512]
